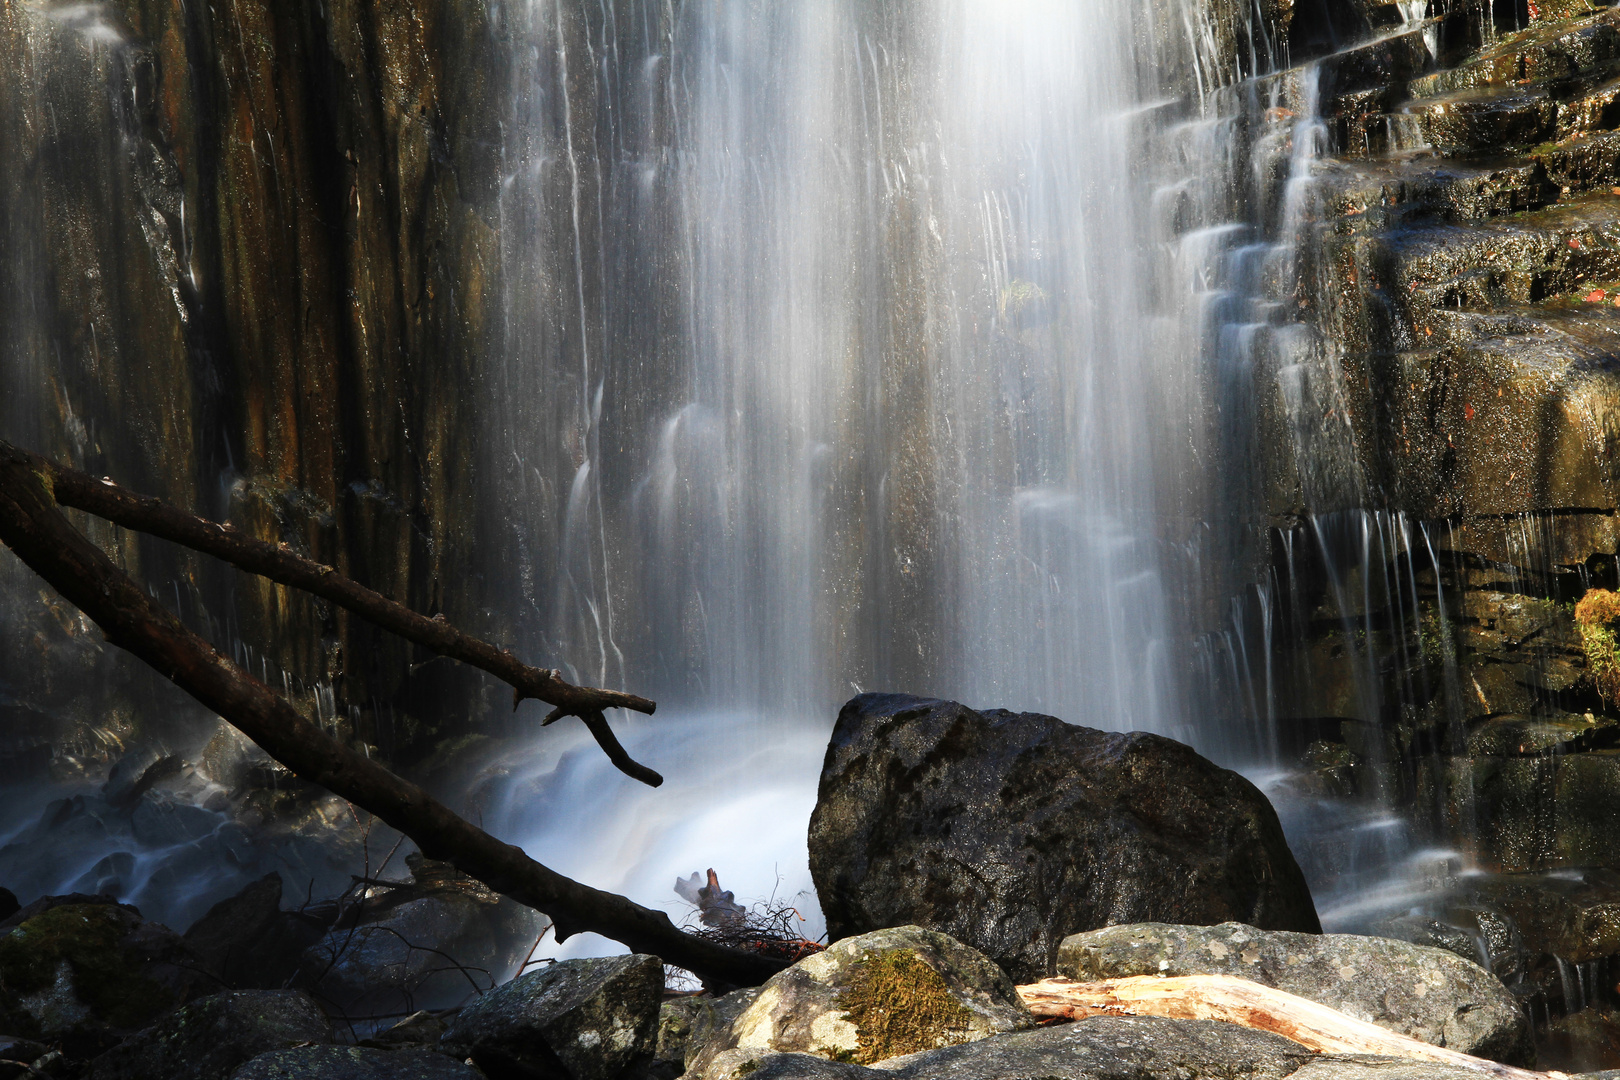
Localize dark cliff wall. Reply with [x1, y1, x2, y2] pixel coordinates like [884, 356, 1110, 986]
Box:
[0, 0, 508, 763]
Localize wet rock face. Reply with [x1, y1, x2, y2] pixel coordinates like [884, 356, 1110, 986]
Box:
[0, 0, 506, 761]
[684, 926, 1030, 1078]
[85, 990, 333, 1080]
[0, 898, 210, 1052]
[1057, 922, 1533, 1065]
[809, 694, 1321, 983]
[439, 953, 664, 1080]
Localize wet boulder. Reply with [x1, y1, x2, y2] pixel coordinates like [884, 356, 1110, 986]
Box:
[1057, 922, 1532, 1065]
[439, 953, 664, 1080]
[808, 694, 1320, 982]
[685, 926, 1030, 1078]
[85, 990, 333, 1080]
[0, 898, 210, 1054]
[230, 1046, 482, 1079]
[184, 874, 326, 990]
[296, 855, 542, 1016]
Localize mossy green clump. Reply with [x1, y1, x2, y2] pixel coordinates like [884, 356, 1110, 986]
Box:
[997, 279, 1047, 322]
[835, 950, 972, 1065]
[1575, 588, 1620, 701]
[0, 904, 178, 1037]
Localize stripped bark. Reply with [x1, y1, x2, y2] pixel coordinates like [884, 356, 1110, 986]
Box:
[1017, 975, 1545, 1080]
[0, 440, 660, 786]
[0, 450, 784, 988]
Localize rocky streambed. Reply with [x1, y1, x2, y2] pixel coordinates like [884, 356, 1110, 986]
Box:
[0, 692, 1596, 1080]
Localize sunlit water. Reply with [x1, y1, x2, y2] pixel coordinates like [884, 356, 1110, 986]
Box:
[479, 711, 828, 961]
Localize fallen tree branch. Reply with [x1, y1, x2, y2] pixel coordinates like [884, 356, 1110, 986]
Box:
[1017, 975, 1545, 1080]
[0, 452, 784, 989]
[0, 441, 660, 786]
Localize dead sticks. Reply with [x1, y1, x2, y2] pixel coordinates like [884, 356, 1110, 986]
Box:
[2, 439, 661, 787]
[0, 448, 784, 988]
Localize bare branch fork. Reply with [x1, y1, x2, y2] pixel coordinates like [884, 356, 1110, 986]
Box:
[0, 441, 785, 988]
[7, 440, 661, 786]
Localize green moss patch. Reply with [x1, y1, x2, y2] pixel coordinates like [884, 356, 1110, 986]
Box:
[1576, 589, 1620, 701]
[0, 904, 179, 1036]
[835, 950, 972, 1065]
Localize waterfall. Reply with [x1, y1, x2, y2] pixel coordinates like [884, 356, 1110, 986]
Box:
[0, 0, 1446, 961]
[477, 0, 1292, 956]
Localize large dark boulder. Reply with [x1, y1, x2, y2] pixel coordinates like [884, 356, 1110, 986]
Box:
[808, 694, 1320, 982]
[296, 855, 542, 1017]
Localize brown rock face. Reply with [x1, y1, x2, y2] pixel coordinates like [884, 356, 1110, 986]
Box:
[0, 0, 506, 758]
[808, 694, 1321, 983]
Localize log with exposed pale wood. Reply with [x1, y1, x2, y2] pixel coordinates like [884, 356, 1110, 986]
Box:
[0, 445, 785, 989]
[1017, 975, 1549, 1080]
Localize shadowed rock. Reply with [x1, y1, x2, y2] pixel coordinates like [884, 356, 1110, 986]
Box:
[86, 990, 334, 1080]
[439, 953, 663, 1080]
[230, 1046, 481, 1079]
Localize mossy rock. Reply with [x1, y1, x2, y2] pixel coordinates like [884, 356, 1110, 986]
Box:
[1577, 588, 1620, 701]
[834, 950, 975, 1065]
[0, 901, 208, 1047]
[685, 926, 1030, 1079]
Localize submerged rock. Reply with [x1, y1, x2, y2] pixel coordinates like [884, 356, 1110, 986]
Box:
[1057, 922, 1532, 1065]
[230, 1046, 481, 1079]
[439, 953, 663, 1080]
[809, 694, 1320, 982]
[0, 898, 209, 1053]
[685, 926, 1030, 1078]
[85, 990, 333, 1080]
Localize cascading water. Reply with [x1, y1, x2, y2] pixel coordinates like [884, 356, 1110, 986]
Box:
[475, 0, 1294, 957]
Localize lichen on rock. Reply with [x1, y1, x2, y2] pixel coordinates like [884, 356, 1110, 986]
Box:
[685, 926, 1029, 1079]
[834, 950, 974, 1065]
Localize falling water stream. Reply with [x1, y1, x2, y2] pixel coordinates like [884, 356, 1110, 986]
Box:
[477, 0, 1242, 956]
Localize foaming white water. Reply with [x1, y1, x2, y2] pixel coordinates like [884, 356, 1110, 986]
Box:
[480, 711, 828, 961]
